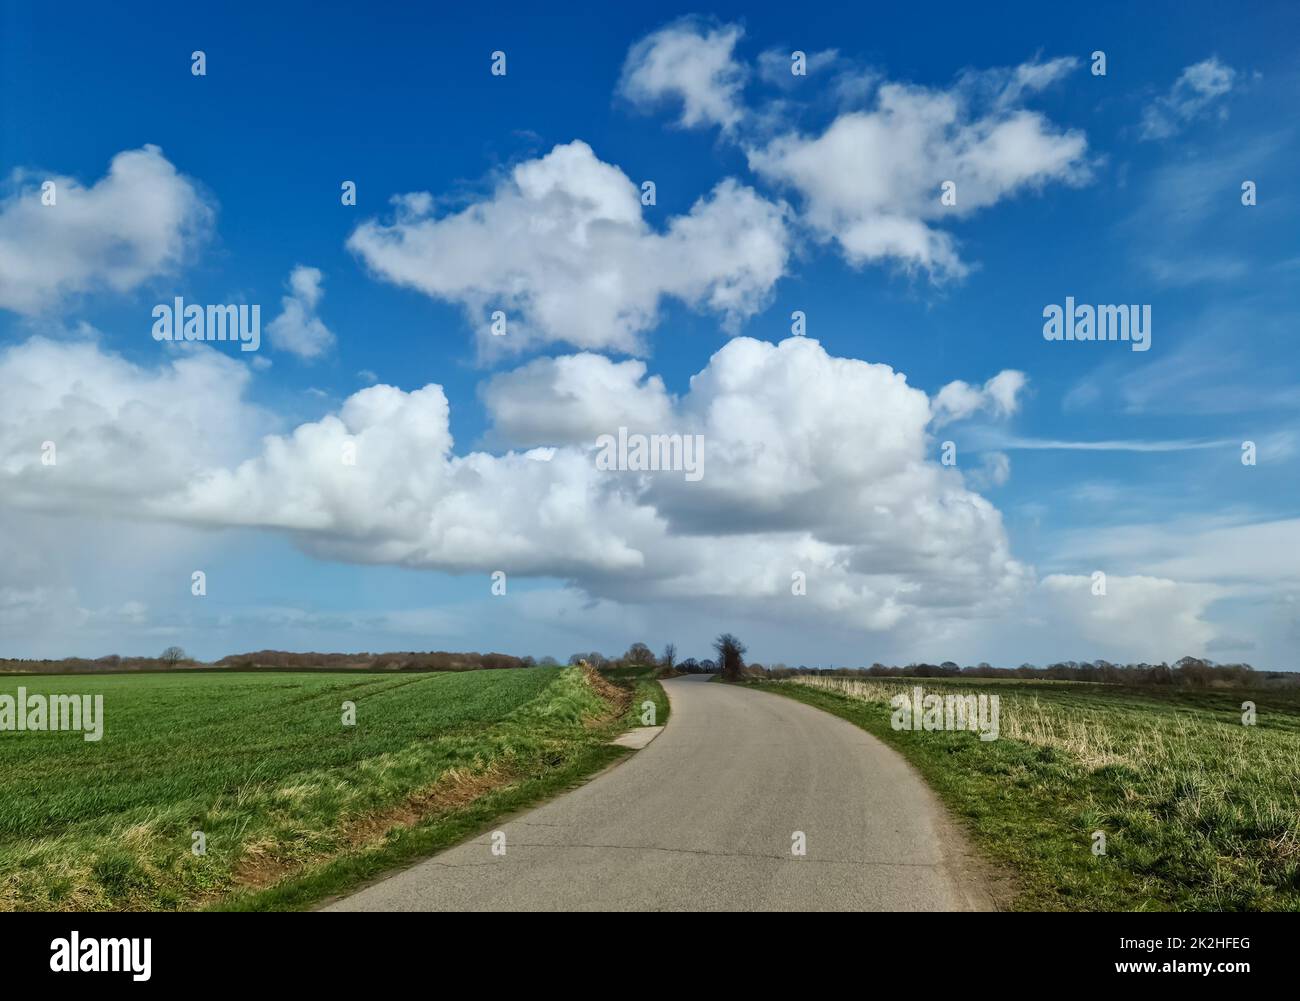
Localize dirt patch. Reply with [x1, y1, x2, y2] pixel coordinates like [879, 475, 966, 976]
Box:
[580, 662, 633, 722]
[341, 765, 512, 848]
[230, 842, 291, 891]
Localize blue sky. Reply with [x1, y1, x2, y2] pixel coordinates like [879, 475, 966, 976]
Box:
[2, 1, 1298, 668]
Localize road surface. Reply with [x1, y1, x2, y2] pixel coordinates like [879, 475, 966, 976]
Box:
[325, 675, 995, 911]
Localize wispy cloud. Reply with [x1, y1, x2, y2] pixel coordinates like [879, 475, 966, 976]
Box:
[991, 435, 1233, 453]
[1140, 57, 1238, 140]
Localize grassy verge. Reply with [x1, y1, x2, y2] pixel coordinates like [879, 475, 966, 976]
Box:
[750, 676, 1300, 911]
[0, 665, 665, 911]
[603, 664, 671, 727]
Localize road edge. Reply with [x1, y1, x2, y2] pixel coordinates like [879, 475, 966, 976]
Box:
[211, 669, 672, 912]
[729, 679, 1016, 912]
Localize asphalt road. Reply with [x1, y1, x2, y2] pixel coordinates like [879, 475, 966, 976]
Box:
[325, 675, 994, 911]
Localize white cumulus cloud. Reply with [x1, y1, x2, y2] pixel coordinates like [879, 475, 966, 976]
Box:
[1, 335, 1027, 634]
[347, 141, 790, 354]
[0, 335, 1235, 660]
[1037, 574, 1222, 663]
[267, 265, 335, 360]
[748, 73, 1089, 278]
[619, 18, 748, 130]
[932, 369, 1027, 426]
[480, 354, 674, 449]
[0, 145, 212, 315]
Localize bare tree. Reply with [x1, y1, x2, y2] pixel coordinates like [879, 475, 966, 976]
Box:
[623, 642, 655, 665]
[713, 633, 747, 681]
[661, 643, 677, 670]
[160, 646, 186, 668]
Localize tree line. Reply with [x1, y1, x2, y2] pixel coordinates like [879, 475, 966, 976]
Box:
[738, 656, 1295, 689]
[6, 640, 1287, 689]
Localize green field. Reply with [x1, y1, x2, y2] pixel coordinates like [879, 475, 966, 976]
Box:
[755, 675, 1300, 911]
[0, 665, 665, 911]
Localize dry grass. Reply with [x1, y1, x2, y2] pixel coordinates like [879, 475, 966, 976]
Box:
[778, 674, 1300, 909]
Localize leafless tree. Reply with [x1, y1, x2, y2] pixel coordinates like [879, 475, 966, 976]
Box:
[623, 642, 655, 665]
[713, 633, 747, 681]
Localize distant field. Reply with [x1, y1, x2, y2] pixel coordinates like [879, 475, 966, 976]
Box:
[757, 676, 1300, 911]
[0, 666, 663, 911]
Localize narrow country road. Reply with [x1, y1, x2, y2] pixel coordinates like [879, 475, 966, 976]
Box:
[324, 675, 995, 911]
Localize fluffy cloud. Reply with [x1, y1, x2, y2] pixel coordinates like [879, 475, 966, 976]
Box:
[619, 18, 747, 130]
[1, 334, 1029, 635]
[0, 337, 267, 512]
[1036, 574, 1221, 663]
[748, 71, 1088, 277]
[267, 265, 335, 360]
[0, 145, 212, 315]
[347, 141, 790, 354]
[932, 369, 1027, 426]
[2, 334, 1237, 659]
[480, 354, 673, 448]
[617, 22, 1088, 280]
[1140, 57, 1237, 140]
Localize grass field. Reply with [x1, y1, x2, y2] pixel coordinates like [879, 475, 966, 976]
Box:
[0, 665, 665, 911]
[755, 675, 1300, 911]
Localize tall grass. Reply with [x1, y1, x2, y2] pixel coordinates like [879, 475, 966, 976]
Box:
[772, 675, 1300, 910]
